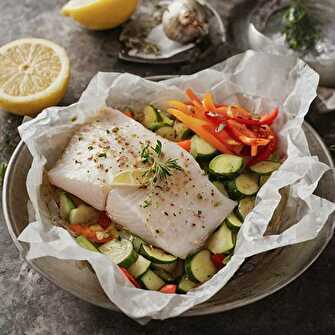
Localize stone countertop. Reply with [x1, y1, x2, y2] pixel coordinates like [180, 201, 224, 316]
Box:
[0, 1, 334, 334]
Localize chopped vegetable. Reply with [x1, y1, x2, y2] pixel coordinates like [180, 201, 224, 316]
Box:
[76, 236, 99, 252]
[210, 254, 225, 270]
[69, 224, 114, 244]
[177, 139, 192, 152]
[99, 238, 138, 267]
[139, 270, 165, 290]
[120, 267, 141, 288]
[167, 108, 233, 154]
[97, 212, 112, 229]
[160, 284, 177, 294]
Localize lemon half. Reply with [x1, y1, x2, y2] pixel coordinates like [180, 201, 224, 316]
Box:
[0, 38, 70, 116]
[61, 0, 138, 30]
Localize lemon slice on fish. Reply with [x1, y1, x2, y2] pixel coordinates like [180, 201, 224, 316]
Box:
[61, 0, 139, 30]
[0, 38, 70, 116]
[111, 169, 148, 187]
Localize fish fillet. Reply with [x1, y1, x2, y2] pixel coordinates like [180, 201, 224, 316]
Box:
[48, 107, 236, 258]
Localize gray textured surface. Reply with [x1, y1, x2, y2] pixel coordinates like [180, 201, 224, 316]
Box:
[0, 0, 334, 334]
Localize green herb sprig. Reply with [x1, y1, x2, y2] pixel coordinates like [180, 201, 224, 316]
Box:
[140, 140, 183, 187]
[282, 1, 321, 52]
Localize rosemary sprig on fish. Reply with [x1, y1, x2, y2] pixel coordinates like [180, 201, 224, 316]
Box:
[140, 140, 183, 186]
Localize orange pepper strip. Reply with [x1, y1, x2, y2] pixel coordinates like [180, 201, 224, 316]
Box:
[177, 139, 192, 151]
[167, 108, 233, 154]
[251, 144, 258, 157]
[167, 100, 192, 114]
[202, 92, 217, 111]
[186, 88, 201, 104]
[193, 102, 207, 120]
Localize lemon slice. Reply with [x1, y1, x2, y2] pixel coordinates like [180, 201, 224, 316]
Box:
[111, 169, 148, 187]
[0, 38, 70, 116]
[61, 0, 139, 30]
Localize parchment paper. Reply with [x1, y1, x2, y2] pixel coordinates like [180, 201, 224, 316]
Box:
[17, 51, 335, 324]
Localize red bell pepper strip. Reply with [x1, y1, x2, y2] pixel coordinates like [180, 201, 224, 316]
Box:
[167, 108, 233, 154]
[97, 212, 112, 230]
[211, 254, 225, 270]
[160, 284, 177, 294]
[205, 112, 227, 125]
[119, 267, 141, 288]
[177, 139, 191, 152]
[228, 107, 279, 126]
[69, 224, 113, 244]
[247, 132, 278, 166]
[203, 124, 243, 155]
[259, 107, 279, 125]
[226, 119, 270, 156]
[226, 119, 256, 139]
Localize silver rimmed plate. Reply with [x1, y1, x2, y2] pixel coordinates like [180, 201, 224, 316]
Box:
[2, 77, 335, 315]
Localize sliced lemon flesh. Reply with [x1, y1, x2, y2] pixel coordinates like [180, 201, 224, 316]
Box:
[111, 169, 148, 187]
[62, 0, 139, 30]
[0, 38, 70, 116]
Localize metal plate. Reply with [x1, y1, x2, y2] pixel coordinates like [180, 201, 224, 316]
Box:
[2, 95, 335, 316]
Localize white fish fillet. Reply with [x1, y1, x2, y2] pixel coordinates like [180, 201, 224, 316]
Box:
[48, 107, 236, 258]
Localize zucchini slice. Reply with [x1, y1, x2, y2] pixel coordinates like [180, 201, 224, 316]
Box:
[156, 126, 176, 141]
[236, 196, 255, 221]
[139, 270, 165, 291]
[223, 254, 232, 265]
[76, 236, 98, 252]
[143, 105, 160, 130]
[212, 181, 228, 196]
[59, 192, 75, 220]
[151, 260, 177, 273]
[185, 250, 217, 283]
[177, 276, 197, 293]
[174, 122, 192, 140]
[249, 161, 281, 175]
[207, 223, 234, 254]
[191, 135, 217, 159]
[140, 245, 177, 264]
[152, 268, 175, 283]
[226, 173, 259, 200]
[99, 239, 138, 268]
[259, 174, 270, 187]
[69, 204, 99, 225]
[225, 213, 242, 231]
[160, 112, 174, 127]
[132, 235, 146, 253]
[209, 154, 244, 179]
[128, 255, 151, 278]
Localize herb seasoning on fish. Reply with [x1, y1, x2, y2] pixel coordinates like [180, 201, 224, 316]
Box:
[140, 140, 183, 187]
[139, 140, 183, 208]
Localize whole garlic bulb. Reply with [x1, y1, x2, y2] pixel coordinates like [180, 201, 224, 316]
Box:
[162, 0, 209, 44]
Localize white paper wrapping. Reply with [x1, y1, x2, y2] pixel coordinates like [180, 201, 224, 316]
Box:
[17, 51, 335, 324]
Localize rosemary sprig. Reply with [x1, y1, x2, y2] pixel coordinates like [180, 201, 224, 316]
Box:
[140, 140, 183, 187]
